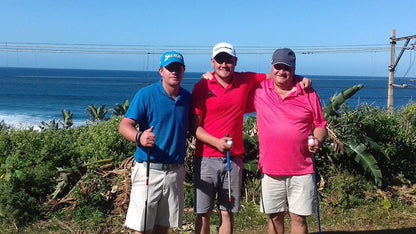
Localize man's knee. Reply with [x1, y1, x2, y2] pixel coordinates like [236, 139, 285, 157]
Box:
[153, 224, 169, 234]
[289, 212, 307, 225]
[220, 210, 232, 218]
[270, 211, 286, 221]
[198, 211, 213, 220]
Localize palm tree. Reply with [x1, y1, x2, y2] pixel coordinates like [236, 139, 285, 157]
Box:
[39, 120, 59, 130]
[113, 99, 129, 116]
[86, 104, 112, 122]
[0, 120, 7, 131]
[323, 84, 382, 186]
[60, 109, 73, 129]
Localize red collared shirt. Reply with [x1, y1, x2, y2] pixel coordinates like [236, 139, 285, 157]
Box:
[192, 72, 266, 157]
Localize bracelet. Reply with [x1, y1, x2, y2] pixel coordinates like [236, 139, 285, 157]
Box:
[135, 132, 143, 145]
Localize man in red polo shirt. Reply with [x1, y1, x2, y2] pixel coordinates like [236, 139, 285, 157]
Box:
[191, 42, 311, 234]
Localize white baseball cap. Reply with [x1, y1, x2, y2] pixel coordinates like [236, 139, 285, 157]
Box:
[212, 42, 236, 58]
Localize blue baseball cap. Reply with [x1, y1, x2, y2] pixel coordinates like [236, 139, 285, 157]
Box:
[160, 51, 185, 67]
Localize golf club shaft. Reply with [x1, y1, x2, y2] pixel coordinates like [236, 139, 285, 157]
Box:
[314, 170, 322, 234]
[144, 147, 150, 232]
[310, 134, 322, 234]
[227, 150, 231, 202]
[226, 134, 231, 203]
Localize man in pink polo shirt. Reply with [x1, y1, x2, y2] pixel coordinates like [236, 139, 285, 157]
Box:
[247, 48, 327, 234]
[191, 43, 311, 234]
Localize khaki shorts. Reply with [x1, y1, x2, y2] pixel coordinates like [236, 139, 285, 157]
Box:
[193, 156, 243, 213]
[260, 173, 316, 216]
[125, 162, 185, 232]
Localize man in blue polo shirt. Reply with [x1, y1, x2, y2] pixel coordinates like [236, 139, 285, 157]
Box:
[119, 51, 191, 234]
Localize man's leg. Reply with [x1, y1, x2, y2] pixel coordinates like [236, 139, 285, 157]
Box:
[216, 156, 243, 234]
[132, 225, 168, 234]
[195, 211, 213, 234]
[132, 230, 148, 234]
[194, 157, 221, 234]
[218, 210, 233, 234]
[289, 212, 307, 234]
[153, 224, 169, 234]
[268, 212, 286, 234]
[286, 174, 314, 234]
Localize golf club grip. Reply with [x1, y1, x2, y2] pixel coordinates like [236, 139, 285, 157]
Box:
[146, 148, 150, 178]
[226, 134, 230, 170]
[226, 134, 231, 203]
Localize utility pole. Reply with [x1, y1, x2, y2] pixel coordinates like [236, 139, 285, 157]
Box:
[387, 30, 396, 114]
[387, 30, 416, 114]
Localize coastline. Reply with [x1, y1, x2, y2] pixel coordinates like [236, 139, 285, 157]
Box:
[1, 67, 415, 130]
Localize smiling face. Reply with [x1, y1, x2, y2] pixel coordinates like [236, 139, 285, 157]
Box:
[211, 52, 237, 81]
[271, 63, 295, 88]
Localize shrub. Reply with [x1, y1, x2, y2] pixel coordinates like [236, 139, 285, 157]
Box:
[0, 116, 133, 226]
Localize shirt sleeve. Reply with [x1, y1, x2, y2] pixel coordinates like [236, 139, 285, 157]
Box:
[124, 89, 148, 122]
[245, 85, 257, 113]
[191, 80, 207, 116]
[254, 72, 267, 84]
[307, 88, 327, 129]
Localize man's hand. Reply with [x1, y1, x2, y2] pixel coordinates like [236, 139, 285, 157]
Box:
[297, 75, 312, 89]
[202, 72, 213, 80]
[140, 126, 156, 147]
[307, 135, 321, 154]
[215, 136, 233, 153]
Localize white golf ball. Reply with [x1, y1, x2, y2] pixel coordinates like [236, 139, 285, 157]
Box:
[308, 138, 315, 144]
[227, 140, 233, 146]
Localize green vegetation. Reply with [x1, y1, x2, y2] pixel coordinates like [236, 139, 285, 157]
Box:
[60, 109, 74, 129]
[113, 99, 129, 117]
[0, 87, 416, 233]
[86, 104, 112, 122]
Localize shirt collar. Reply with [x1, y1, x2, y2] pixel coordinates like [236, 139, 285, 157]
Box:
[156, 80, 182, 100]
[210, 72, 234, 90]
[266, 78, 304, 96]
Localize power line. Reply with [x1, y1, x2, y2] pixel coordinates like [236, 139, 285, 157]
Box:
[0, 41, 411, 55]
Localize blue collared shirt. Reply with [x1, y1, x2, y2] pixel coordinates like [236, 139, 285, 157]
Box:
[125, 80, 191, 164]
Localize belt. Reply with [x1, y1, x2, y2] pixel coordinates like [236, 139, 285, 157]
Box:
[140, 161, 180, 171]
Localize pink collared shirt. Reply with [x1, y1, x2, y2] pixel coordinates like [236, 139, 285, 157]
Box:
[247, 79, 327, 175]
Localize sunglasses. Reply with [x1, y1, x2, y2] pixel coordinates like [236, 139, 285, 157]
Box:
[273, 64, 293, 72]
[214, 56, 234, 64]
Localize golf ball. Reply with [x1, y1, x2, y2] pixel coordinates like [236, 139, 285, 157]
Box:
[227, 140, 233, 146]
[308, 138, 315, 144]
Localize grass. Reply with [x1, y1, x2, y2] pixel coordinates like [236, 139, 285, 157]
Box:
[2, 192, 415, 234]
[174, 185, 416, 234]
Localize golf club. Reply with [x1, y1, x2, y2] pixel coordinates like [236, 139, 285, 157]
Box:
[309, 137, 322, 234]
[226, 134, 233, 204]
[144, 147, 151, 232]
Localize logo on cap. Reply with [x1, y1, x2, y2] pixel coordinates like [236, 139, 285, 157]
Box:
[212, 42, 236, 58]
[160, 51, 185, 67]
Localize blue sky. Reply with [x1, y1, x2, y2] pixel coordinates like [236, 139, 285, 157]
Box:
[1, 0, 415, 77]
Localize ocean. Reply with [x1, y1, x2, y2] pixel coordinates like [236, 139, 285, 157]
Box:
[1, 67, 415, 129]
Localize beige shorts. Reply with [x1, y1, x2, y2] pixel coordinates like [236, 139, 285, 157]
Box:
[260, 173, 316, 216]
[125, 162, 185, 232]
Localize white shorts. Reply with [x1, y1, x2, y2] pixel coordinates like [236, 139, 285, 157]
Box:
[260, 173, 316, 216]
[125, 162, 185, 232]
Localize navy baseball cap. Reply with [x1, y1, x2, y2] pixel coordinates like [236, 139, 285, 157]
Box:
[160, 51, 185, 67]
[271, 48, 296, 68]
